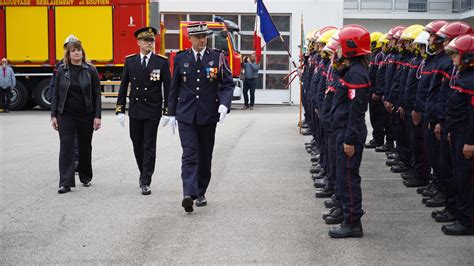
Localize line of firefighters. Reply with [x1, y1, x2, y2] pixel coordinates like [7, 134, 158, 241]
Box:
[300, 21, 474, 238]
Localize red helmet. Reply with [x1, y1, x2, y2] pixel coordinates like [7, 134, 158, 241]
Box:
[388, 25, 405, 39]
[424, 20, 448, 34]
[445, 34, 474, 66]
[339, 24, 371, 58]
[436, 21, 473, 40]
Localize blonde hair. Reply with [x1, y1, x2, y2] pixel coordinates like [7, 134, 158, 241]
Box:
[63, 41, 87, 66]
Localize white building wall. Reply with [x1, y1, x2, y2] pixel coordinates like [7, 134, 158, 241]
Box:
[159, 0, 344, 105]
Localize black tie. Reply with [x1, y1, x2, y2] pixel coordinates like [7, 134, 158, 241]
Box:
[196, 53, 202, 69]
[142, 56, 147, 69]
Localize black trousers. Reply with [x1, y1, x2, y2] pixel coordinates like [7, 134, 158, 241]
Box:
[129, 117, 160, 186]
[243, 79, 257, 107]
[57, 113, 94, 187]
[178, 121, 217, 198]
[0, 87, 11, 110]
[451, 130, 474, 227]
[368, 97, 385, 145]
[335, 127, 367, 223]
[425, 121, 440, 184]
[439, 124, 455, 213]
[407, 114, 429, 181]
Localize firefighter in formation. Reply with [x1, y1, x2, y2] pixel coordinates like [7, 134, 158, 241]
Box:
[300, 21, 474, 237]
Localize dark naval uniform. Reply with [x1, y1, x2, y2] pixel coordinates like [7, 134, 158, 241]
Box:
[168, 47, 233, 199]
[116, 52, 171, 187]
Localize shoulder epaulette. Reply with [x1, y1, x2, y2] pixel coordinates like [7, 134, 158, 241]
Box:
[156, 54, 168, 59]
[213, 48, 223, 53]
[125, 53, 136, 59]
[176, 49, 187, 55]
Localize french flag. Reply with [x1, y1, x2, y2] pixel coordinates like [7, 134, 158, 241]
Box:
[254, 0, 280, 64]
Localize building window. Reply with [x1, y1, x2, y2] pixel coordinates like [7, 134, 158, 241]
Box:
[408, 0, 427, 12]
[162, 13, 291, 90]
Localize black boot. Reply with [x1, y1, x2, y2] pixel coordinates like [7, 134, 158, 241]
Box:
[324, 207, 344, 224]
[328, 219, 363, 238]
[313, 177, 327, 188]
[425, 192, 446, 208]
[442, 222, 474, 236]
[315, 186, 334, 198]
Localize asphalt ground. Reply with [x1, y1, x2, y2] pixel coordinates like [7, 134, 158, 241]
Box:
[1, 106, 473, 264]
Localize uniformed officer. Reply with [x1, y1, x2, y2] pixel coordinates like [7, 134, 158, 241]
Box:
[443, 34, 474, 235]
[164, 22, 234, 213]
[328, 24, 372, 238]
[365, 31, 385, 149]
[116, 26, 171, 195]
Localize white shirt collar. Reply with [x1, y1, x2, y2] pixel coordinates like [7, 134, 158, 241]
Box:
[140, 51, 152, 60]
[192, 48, 205, 60]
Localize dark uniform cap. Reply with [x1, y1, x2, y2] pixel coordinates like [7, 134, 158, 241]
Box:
[188, 22, 213, 36]
[134, 27, 158, 40]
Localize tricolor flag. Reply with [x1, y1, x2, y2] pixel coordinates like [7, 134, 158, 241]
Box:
[254, 0, 280, 64]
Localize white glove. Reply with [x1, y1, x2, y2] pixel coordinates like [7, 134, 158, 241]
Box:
[117, 113, 125, 127]
[218, 104, 228, 123]
[162, 115, 177, 134]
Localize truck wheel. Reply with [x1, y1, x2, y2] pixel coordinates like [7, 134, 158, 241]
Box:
[34, 79, 52, 110]
[10, 81, 29, 110]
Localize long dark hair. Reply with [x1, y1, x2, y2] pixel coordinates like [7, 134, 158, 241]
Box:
[64, 41, 87, 66]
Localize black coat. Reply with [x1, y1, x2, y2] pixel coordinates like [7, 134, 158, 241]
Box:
[116, 53, 171, 120]
[51, 62, 101, 118]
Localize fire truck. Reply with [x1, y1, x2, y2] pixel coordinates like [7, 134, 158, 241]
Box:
[0, 0, 242, 110]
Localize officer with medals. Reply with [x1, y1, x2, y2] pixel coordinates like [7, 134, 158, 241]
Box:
[163, 22, 234, 213]
[116, 27, 171, 195]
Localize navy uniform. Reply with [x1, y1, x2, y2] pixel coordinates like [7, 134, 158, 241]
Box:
[168, 23, 233, 212]
[445, 66, 474, 234]
[116, 27, 171, 194]
[367, 48, 386, 148]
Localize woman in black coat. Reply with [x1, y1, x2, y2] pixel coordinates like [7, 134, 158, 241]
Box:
[50, 41, 102, 194]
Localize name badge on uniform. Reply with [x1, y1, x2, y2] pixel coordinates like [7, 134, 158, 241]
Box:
[150, 69, 160, 81]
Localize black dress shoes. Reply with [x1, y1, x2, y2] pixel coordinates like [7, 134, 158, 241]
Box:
[442, 222, 474, 235]
[324, 197, 340, 209]
[195, 195, 207, 207]
[58, 186, 71, 194]
[182, 196, 194, 213]
[82, 182, 91, 187]
[386, 158, 401, 167]
[328, 220, 363, 238]
[140, 185, 151, 195]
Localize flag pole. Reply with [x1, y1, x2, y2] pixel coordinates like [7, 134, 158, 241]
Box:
[298, 13, 303, 134]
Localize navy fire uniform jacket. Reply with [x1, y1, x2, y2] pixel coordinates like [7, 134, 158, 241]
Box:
[316, 57, 331, 109]
[385, 52, 411, 107]
[368, 49, 384, 95]
[403, 55, 423, 113]
[374, 52, 388, 96]
[331, 61, 371, 145]
[446, 67, 474, 144]
[413, 55, 435, 118]
[426, 51, 453, 125]
[382, 52, 399, 98]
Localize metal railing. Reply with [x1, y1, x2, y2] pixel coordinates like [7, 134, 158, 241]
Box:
[344, 0, 468, 13]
